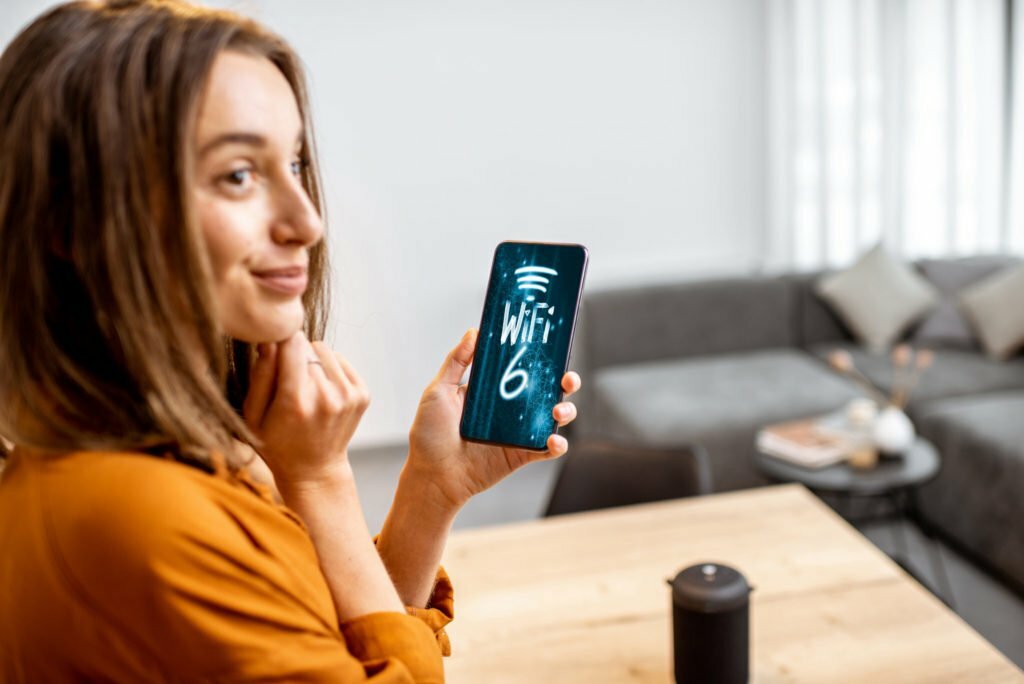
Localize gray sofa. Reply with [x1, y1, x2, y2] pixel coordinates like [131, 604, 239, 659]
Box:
[568, 259, 1024, 594]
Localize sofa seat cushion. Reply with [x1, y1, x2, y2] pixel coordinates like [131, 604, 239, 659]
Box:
[589, 348, 861, 491]
[914, 392, 1024, 591]
[807, 343, 1024, 409]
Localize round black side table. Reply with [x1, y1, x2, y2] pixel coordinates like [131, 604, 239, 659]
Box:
[754, 438, 955, 607]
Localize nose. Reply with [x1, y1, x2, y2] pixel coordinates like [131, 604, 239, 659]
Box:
[269, 171, 324, 248]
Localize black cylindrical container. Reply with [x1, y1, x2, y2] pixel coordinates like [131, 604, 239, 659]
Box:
[669, 562, 752, 684]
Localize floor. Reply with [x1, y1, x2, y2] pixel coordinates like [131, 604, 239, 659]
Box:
[350, 444, 1024, 670]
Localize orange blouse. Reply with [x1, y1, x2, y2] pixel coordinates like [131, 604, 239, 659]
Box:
[0, 448, 453, 682]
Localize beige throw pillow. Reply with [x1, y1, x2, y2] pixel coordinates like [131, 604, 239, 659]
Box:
[959, 263, 1024, 360]
[815, 244, 939, 352]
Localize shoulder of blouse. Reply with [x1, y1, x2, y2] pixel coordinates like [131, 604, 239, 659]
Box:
[19, 449, 339, 627]
[3, 449, 449, 680]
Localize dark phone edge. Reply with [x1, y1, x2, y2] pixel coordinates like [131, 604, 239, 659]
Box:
[458, 240, 590, 452]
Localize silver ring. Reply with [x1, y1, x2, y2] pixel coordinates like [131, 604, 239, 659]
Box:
[308, 359, 323, 366]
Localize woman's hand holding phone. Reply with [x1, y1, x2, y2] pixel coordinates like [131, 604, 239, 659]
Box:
[407, 327, 581, 511]
[377, 327, 581, 608]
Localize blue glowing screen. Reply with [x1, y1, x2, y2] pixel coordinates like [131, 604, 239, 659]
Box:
[460, 241, 588, 450]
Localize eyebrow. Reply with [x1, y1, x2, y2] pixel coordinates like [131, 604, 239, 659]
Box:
[198, 130, 305, 158]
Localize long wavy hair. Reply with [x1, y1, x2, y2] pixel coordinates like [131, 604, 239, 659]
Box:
[0, 0, 329, 466]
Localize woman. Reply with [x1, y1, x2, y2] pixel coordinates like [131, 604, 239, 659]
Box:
[0, 1, 581, 681]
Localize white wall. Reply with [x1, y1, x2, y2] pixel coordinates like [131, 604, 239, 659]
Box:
[1, 0, 767, 448]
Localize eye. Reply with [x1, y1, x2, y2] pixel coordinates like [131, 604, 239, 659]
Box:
[221, 167, 254, 188]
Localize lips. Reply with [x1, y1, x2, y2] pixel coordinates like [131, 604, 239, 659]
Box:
[251, 266, 308, 296]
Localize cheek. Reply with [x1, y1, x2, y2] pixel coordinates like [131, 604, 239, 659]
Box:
[198, 201, 256, 281]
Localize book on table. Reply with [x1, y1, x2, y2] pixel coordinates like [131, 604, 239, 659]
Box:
[756, 414, 857, 469]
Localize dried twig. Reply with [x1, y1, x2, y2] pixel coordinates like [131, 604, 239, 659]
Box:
[827, 349, 890, 406]
[895, 349, 934, 409]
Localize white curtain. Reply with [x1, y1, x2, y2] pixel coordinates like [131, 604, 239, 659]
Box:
[765, 0, 1010, 272]
[1010, 0, 1024, 244]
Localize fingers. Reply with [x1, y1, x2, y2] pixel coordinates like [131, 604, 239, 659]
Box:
[561, 371, 582, 397]
[309, 341, 343, 406]
[244, 343, 278, 428]
[277, 331, 310, 400]
[552, 401, 577, 427]
[334, 353, 371, 417]
[508, 433, 569, 470]
[274, 333, 364, 415]
[546, 433, 569, 457]
[437, 328, 477, 386]
[310, 340, 371, 414]
[334, 353, 368, 394]
[311, 341, 346, 387]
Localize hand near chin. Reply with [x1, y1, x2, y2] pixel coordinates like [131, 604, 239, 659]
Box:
[406, 328, 581, 511]
[242, 330, 369, 490]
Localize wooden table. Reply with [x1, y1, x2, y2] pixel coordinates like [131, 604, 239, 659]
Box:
[441, 484, 1022, 683]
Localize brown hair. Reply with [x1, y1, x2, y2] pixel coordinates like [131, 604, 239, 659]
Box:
[0, 0, 329, 464]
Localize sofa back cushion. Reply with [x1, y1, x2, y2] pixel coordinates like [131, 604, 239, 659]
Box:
[912, 255, 1020, 350]
[788, 272, 856, 348]
[791, 256, 1020, 351]
[579, 276, 797, 371]
[577, 255, 1016, 377]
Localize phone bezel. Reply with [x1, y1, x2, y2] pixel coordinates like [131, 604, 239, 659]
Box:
[459, 240, 590, 452]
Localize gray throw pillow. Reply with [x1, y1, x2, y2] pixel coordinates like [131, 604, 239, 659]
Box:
[959, 263, 1024, 360]
[815, 244, 939, 353]
[912, 255, 1020, 349]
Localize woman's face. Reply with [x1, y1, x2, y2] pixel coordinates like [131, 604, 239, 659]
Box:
[192, 50, 322, 344]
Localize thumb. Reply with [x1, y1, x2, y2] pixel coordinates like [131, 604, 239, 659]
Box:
[437, 328, 477, 386]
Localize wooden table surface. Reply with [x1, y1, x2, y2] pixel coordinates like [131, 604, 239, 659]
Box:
[440, 484, 1022, 683]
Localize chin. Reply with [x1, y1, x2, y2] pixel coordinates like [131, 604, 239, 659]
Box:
[226, 310, 305, 345]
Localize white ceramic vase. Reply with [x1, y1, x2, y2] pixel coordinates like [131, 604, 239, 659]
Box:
[872, 405, 915, 455]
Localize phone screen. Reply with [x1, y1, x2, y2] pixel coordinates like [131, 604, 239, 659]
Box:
[460, 241, 589, 451]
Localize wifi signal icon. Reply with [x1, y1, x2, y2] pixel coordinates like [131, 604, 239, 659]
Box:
[514, 265, 558, 297]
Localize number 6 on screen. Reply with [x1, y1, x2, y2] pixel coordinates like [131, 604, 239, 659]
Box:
[459, 241, 589, 451]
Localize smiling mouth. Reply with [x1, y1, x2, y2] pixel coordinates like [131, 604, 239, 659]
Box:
[251, 266, 308, 296]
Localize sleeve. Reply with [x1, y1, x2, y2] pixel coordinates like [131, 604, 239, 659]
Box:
[403, 565, 455, 656]
[49, 470, 445, 683]
[369, 535, 455, 657]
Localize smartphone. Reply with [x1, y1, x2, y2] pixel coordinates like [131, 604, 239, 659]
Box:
[460, 241, 589, 451]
